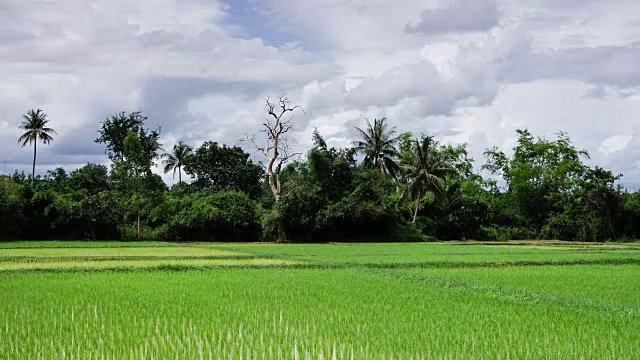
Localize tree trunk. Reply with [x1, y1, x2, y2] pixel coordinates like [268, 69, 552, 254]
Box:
[377, 156, 385, 175]
[268, 171, 284, 242]
[137, 212, 141, 241]
[267, 173, 280, 202]
[412, 191, 421, 223]
[32, 137, 37, 187]
[178, 165, 182, 184]
[276, 217, 286, 243]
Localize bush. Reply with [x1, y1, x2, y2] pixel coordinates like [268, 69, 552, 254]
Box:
[154, 191, 261, 242]
[0, 177, 27, 239]
[478, 226, 537, 241]
[312, 170, 400, 241]
[120, 224, 159, 241]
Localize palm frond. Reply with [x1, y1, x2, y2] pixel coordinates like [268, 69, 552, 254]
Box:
[161, 141, 192, 179]
[39, 133, 54, 144]
[18, 109, 55, 146]
[353, 118, 400, 176]
[353, 127, 373, 145]
[18, 133, 34, 147]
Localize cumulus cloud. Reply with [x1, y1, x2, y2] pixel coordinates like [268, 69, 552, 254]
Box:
[406, 0, 501, 35]
[346, 60, 498, 117]
[501, 42, 640, 89]
[599, 134, 634, 155]
[2, 0, 640, 187]
[0, 0, 335, 175]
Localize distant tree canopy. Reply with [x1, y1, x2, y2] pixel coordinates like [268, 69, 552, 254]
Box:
[481, 130, 624, 241]
[96, 112, 161, 162]
[5, 107, 638, 242]
[184, 141, 264, 199]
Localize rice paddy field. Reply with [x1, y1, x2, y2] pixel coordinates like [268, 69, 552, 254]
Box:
[1, 241, 639, 359]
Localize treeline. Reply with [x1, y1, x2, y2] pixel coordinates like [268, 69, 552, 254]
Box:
[2, 108, 640, 242]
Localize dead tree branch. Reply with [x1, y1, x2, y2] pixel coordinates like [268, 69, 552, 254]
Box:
[242, 94, 304, 241]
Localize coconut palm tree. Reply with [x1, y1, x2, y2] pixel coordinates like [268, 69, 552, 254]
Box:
[400, 136, 450, 223]
[18, 109, 57, 186]
[162, 141, 192, 183]
[353, 118, 400, 177]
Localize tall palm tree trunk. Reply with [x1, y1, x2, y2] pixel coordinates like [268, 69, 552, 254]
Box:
[32, 136, 37, 187]
[178, 165, 181, 183]
[412, 190, 420, 223]
[376, 156, 385, 175]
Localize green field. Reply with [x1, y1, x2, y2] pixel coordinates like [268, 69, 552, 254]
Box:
[1, 242, 639, 359]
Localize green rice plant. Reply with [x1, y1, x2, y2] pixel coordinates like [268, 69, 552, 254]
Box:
[0, 246, 244, 259]
[217, 242, 640, 266]
[1, 268, 639, 359]
[405, 264, 640, 309]
[1, 242, 639, 358]
[0, 241, 177, 249]
[0, 258, 294, 271]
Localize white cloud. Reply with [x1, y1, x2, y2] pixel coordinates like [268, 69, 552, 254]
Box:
[406, 0, 501, 35]
[599, 134, 634, 155]
[1, 0, 640, 188]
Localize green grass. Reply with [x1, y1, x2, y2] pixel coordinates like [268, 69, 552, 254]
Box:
[0, 257, 295, 271]
[1, 241, 639, 358]
[405, 264, 640, 309]
[2, 269, 639, 359]
[0, 241, 176, 248]
[0, 246, 243, 259]
[218, 242, 640, 266]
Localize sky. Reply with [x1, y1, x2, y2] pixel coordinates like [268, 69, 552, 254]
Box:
[1, 0, 640, 186]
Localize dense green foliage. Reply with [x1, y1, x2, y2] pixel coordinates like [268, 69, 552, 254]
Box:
[184, 141, 264, 198]
[483, 129, 625, 241]
[1, 242, 639, 358]
[4, 109, 640, 242]
[151, 190, 261, 242]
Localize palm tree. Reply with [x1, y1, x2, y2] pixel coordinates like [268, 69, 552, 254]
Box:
[18, 109, 57, 186]
[353, 118, 400, 177]
[162, 141, 192, 183]
[400, 136, 449, 223]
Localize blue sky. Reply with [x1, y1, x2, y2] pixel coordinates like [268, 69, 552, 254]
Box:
[1, 0, 640, 186]
[221, 0, 302, 47]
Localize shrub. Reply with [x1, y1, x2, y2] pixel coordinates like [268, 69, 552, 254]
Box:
[154, 191, 260, 242]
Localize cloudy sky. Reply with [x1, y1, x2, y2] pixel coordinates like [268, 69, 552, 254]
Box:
[1, 0, 640, 186]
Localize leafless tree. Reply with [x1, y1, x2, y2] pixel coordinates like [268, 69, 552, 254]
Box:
[244, 95, 303, 242]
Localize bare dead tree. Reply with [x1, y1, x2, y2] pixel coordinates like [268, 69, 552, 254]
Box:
[243, 95, 303, 242]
